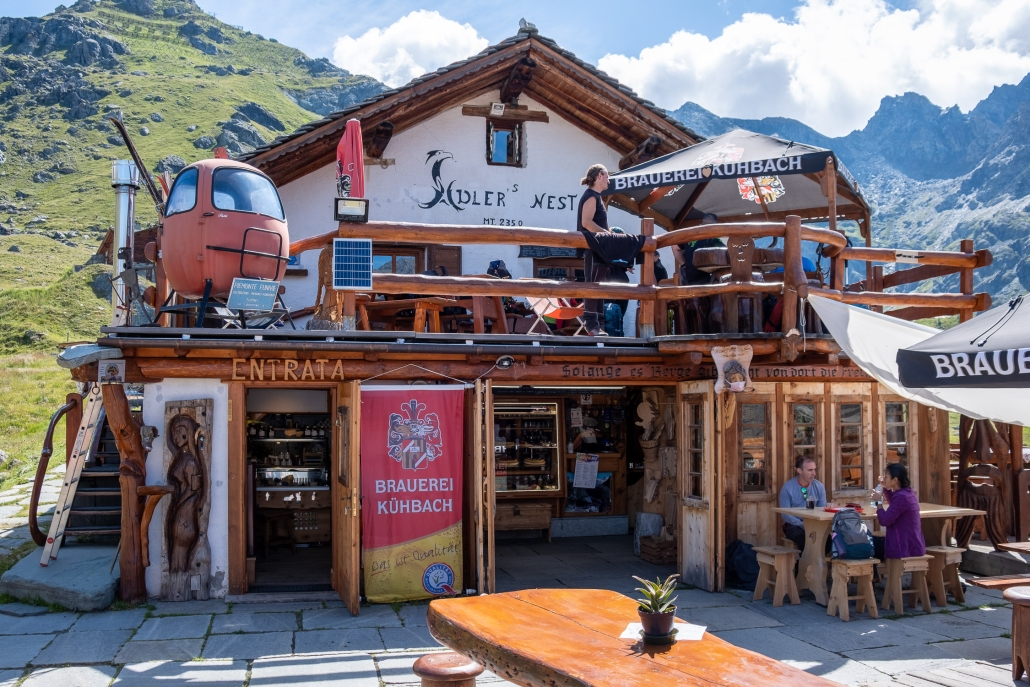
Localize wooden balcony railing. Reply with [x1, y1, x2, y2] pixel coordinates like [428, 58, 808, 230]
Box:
[285, 215, 992, 336]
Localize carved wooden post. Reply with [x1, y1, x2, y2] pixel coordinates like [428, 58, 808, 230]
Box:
[639, 218, 656, 338]
[959, 238, 974, 322]
[101, 383, 148, 602]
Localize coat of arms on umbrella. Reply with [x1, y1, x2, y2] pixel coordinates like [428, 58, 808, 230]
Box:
[738, 175, 786, 204]
[388, 400, 443, 471]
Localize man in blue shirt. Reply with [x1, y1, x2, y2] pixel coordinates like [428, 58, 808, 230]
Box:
[779, 456, 827, 551]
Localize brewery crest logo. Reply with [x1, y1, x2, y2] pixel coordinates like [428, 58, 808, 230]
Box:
[387, 400, 443, 471]
[690, 143, 744, 168]
[737, 175, 786, 205]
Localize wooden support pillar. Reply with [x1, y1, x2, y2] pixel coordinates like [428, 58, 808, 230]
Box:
[343, 291, 356, 331]
[781, 215, 806, 334]
[825, 157, 838, 234]
[959, 238, 974, 323]
[101, 383, 148, 602]
[871, 265, 884, 314]
[639, 218, 656, 338]
[830, 256, 843, 291]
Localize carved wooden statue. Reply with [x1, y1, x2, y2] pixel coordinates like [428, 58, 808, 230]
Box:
[954, 416, 1013, 550]
[163, 400, 213, 601]
[309, 244, 344, 329]
[499, 57, 537, 104]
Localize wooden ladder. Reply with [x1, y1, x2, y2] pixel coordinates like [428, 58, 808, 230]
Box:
[40, 384, 106, 566]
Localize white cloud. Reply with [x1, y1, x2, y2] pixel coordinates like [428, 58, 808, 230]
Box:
[332, 10, 488, 88]
[597, 0, 1030, 136]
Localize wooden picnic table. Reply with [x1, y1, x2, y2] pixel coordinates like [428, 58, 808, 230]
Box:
[426, 588, 841, 687]
[969, 574, 1030, 591]
[773, 503, 984, 605]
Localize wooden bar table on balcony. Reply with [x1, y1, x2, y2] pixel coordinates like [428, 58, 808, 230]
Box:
[426, 588, 841, 687]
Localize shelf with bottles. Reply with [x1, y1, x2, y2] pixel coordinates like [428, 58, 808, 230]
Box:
[492, 402, 562, 495]
[247, 411, 331, 472]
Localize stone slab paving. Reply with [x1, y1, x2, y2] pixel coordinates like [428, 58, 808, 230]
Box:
[21, 666, 117, 687]
[0, 602, 49, 617]
[0, 535, 1015, 686]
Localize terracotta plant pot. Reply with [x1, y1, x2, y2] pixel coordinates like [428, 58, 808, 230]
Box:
[638, 608, 676, 637]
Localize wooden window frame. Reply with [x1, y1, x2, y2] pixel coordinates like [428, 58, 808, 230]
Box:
[879, 394, 919, 495]
[788, 399, 822, 471]
[832, 396, 873, 496]
[372, 244, 425, 275]
[683, 395, 705, 500]
[533, 257, 584, 282]
[738, 397, 773, 499]
[485, 120, 523, 167]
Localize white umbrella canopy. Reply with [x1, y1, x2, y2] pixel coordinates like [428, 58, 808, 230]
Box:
[809, 295, 1030, 426]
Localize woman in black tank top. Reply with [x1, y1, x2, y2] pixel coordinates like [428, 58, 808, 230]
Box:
[578, 164, 610, 335]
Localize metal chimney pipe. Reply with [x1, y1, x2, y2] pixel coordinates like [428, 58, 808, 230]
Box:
[111, 160, 140, 326]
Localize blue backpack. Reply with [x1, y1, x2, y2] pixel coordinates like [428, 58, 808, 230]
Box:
[831, 509, 875, 559]
[604, 303, 624, 337]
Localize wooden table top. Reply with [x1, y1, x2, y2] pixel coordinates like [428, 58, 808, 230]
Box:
[997, 541, 1030, 554]
[969, 574, 1030, 590]
[426, 588, 841, 687]
[773, 503, 985, 521]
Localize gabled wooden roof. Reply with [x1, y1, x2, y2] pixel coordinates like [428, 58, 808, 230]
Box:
[239, 28, 702, 186]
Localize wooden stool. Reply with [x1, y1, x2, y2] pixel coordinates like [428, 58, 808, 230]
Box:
[752, 545, 800, 607]
[1003, 586, 1030, 682]
[881, 555, 933, 614]
[827, 558, 879, 622]
[780, 538, 797, 550]
[926, 545, 965, 606]
[412, 651, 484, 687]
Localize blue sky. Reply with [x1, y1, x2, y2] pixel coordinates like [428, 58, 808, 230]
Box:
[8, 1, 1030, 136]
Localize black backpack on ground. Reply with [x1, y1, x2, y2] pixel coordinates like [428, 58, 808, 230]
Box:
[724, 539, 760, 590]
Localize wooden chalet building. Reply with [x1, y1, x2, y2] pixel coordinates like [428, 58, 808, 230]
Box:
[47, 24, 994, 614]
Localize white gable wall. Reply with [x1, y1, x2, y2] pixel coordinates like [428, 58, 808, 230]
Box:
[277, 92, 677, 334]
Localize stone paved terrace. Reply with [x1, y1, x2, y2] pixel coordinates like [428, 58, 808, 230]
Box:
[0, 535, 1018, 686]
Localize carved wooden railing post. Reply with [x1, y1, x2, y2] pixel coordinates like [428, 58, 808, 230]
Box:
[101, 383, 148, 602]
[639, 218, 656, 338]
[871, 265, 884, 314]
[959, 238, 974, 322]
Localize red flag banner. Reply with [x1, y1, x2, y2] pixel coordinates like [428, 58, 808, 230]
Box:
[360, 385, 464, 602]
[336, 118, 364, 199]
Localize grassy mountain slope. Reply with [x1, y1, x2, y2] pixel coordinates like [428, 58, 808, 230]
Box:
[0, 0, 383, 360]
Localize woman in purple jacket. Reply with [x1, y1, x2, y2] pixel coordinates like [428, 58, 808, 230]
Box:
[874, 463, 925, 561]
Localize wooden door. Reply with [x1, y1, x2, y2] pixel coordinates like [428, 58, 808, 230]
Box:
[333, 381, 361, 614]
[678, 381, 718, 591]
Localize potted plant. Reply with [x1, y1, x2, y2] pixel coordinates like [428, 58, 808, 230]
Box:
[633, 573, 679, 638]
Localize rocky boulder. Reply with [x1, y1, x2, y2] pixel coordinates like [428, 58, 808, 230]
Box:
[177, 20, 204, 37]
[66, 38, 101, 66]
[188, 36, 218, 55]
[155, 155, 186, 174]
[221, 118, 266, 148]
[235, 102, 284, 131]
[284, 75, 385, 117]
[117, 0, 155, 16]
[193, 135, 215, 149]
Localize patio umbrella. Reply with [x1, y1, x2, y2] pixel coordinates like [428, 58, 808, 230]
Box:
[809, 295, 1030, 426]
[896, 294, 1028, 389]
[604, 129, 868, 230]
[336, 119, 364, 198]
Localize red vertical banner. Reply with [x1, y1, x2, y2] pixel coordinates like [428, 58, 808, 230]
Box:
[361, 386, 464, 602]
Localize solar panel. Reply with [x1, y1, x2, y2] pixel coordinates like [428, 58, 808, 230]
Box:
[332, 238, 373, 290]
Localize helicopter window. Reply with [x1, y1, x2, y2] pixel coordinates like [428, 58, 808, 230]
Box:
[165, 167, 198, 216]
[211, 168, 285, 220]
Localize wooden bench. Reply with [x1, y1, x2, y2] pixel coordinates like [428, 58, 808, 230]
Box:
[925, 545, 965, 606]
[827, 558, 879, 622]
[968, 574, 1030, 591]
[427, 588, 842, 686]
[360, 297, 449, 333]
[753, 545, 800, 607]
[882, 555, 933, 614]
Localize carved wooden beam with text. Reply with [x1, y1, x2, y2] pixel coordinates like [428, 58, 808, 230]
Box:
[618, 134, 663, 171]
[499, 56, 537, 104]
